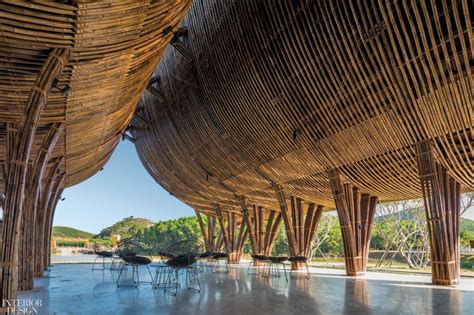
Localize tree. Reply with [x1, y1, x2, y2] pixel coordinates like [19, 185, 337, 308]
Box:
[374, 200, 430, 269]
[311, 214, 343, 257]
[461, 192, 474, 216]
[137, 217, 202, 254]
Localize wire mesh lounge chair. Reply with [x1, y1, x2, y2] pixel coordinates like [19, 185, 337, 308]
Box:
[92, 247, 114, 270]
[210, 252, 229, 273]
[197, 251, 213, 272]
[288, 255, 311, 279]
[247, 254, 269, 275]
[116, 241, 153, 288]
[151, 249, 176, 290]
[266, 255, 289, 281]
[160, 240, 203, 296]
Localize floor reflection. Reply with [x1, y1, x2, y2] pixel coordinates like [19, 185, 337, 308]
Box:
[19, 264, 474, 314]
[432, 287, 462, 315]
[344, 279, 371, 314]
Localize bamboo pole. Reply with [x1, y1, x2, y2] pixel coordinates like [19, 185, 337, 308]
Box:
[274, 185, 324, 269]
[415, 140, 461, 285]
[0, 48, 69, 302]
[328, 169, 378, 276]
[19, 123, 63, 291]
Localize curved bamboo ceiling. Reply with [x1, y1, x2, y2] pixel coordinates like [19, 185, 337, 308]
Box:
[133, 0, 473, 214]
[0, 0, 192, 193]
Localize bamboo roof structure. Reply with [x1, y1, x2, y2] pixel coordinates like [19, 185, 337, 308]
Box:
[133, 0, 473, 215]
[0, 0, 191, 193]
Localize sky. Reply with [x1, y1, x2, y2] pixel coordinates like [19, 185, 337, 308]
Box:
[53, 140, 194, 234]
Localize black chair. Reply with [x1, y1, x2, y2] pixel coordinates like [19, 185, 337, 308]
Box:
[266, 256, 289, 281]
[92, 247, 114, 270]
[211, 252, 229, 273]
[197, 251, 213, 272]
[161, 240, 203, 296]
[116, 241, 153, 287]
[109, 249, 123, 271]
[288, 256, 311, 279]
[247, 254, 269, 275]
[151, 250, 176, 290]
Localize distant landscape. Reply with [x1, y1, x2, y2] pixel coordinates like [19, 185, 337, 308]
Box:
[53, 226, 94, 239]
[52, 210, 474, 272]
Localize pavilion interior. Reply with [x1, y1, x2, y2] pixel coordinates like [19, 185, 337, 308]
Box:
[0, 0, 473, 314]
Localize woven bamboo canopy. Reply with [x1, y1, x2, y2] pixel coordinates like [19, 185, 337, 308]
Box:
[0, 0, 192, 301]
[0, 0, 191, 193]
[133, 0, 473, 216]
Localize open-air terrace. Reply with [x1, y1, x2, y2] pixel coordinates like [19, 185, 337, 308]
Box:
[20, 263, 474, 314]
[1, 0, 473, 314]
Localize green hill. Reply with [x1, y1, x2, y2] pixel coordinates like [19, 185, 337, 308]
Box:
[460, 217, 474, 233]
[95, 216, 155, 240]
[52, 226, 94, 239]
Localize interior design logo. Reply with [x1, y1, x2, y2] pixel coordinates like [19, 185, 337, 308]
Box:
[2, 299, 43, 314]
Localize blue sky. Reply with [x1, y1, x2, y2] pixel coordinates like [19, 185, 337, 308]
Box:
[53, 140, 194, 234]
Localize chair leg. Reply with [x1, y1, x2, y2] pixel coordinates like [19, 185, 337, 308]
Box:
[116, 263, 126, 287]
[186, 266, 201, 293]
[134, 265, 139, 287]
[247, 260, 253, 274]
[146, 265, 153, 284]
[165, 269, 179, 296]
[306, 262, 310, 279]
[92, 256, 98, 270]
[282, 263, 288, 282]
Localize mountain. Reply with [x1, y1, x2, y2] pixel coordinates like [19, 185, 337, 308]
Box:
[52, 226, 94, 239]
[95, 216, 155, 239]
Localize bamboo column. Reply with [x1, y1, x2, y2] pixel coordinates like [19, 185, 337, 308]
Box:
[0, 48, 69, 302]
[0, 195, 3, 258]
[274, 185, 324, 270]
[18, 123, 63, 291]
[195, 210, 221, 253]
[415, 140, 461, 285]
[44, 177, 65, 270]
[239, 198, 282, 260]
[214, 205, 248, 263]
[34, 157, 63, 277]
[0, 194, 5, 260]
[327, 169, 378, 276]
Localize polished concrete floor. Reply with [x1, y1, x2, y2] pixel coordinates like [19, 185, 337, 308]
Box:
[19, 263, 473, 315]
